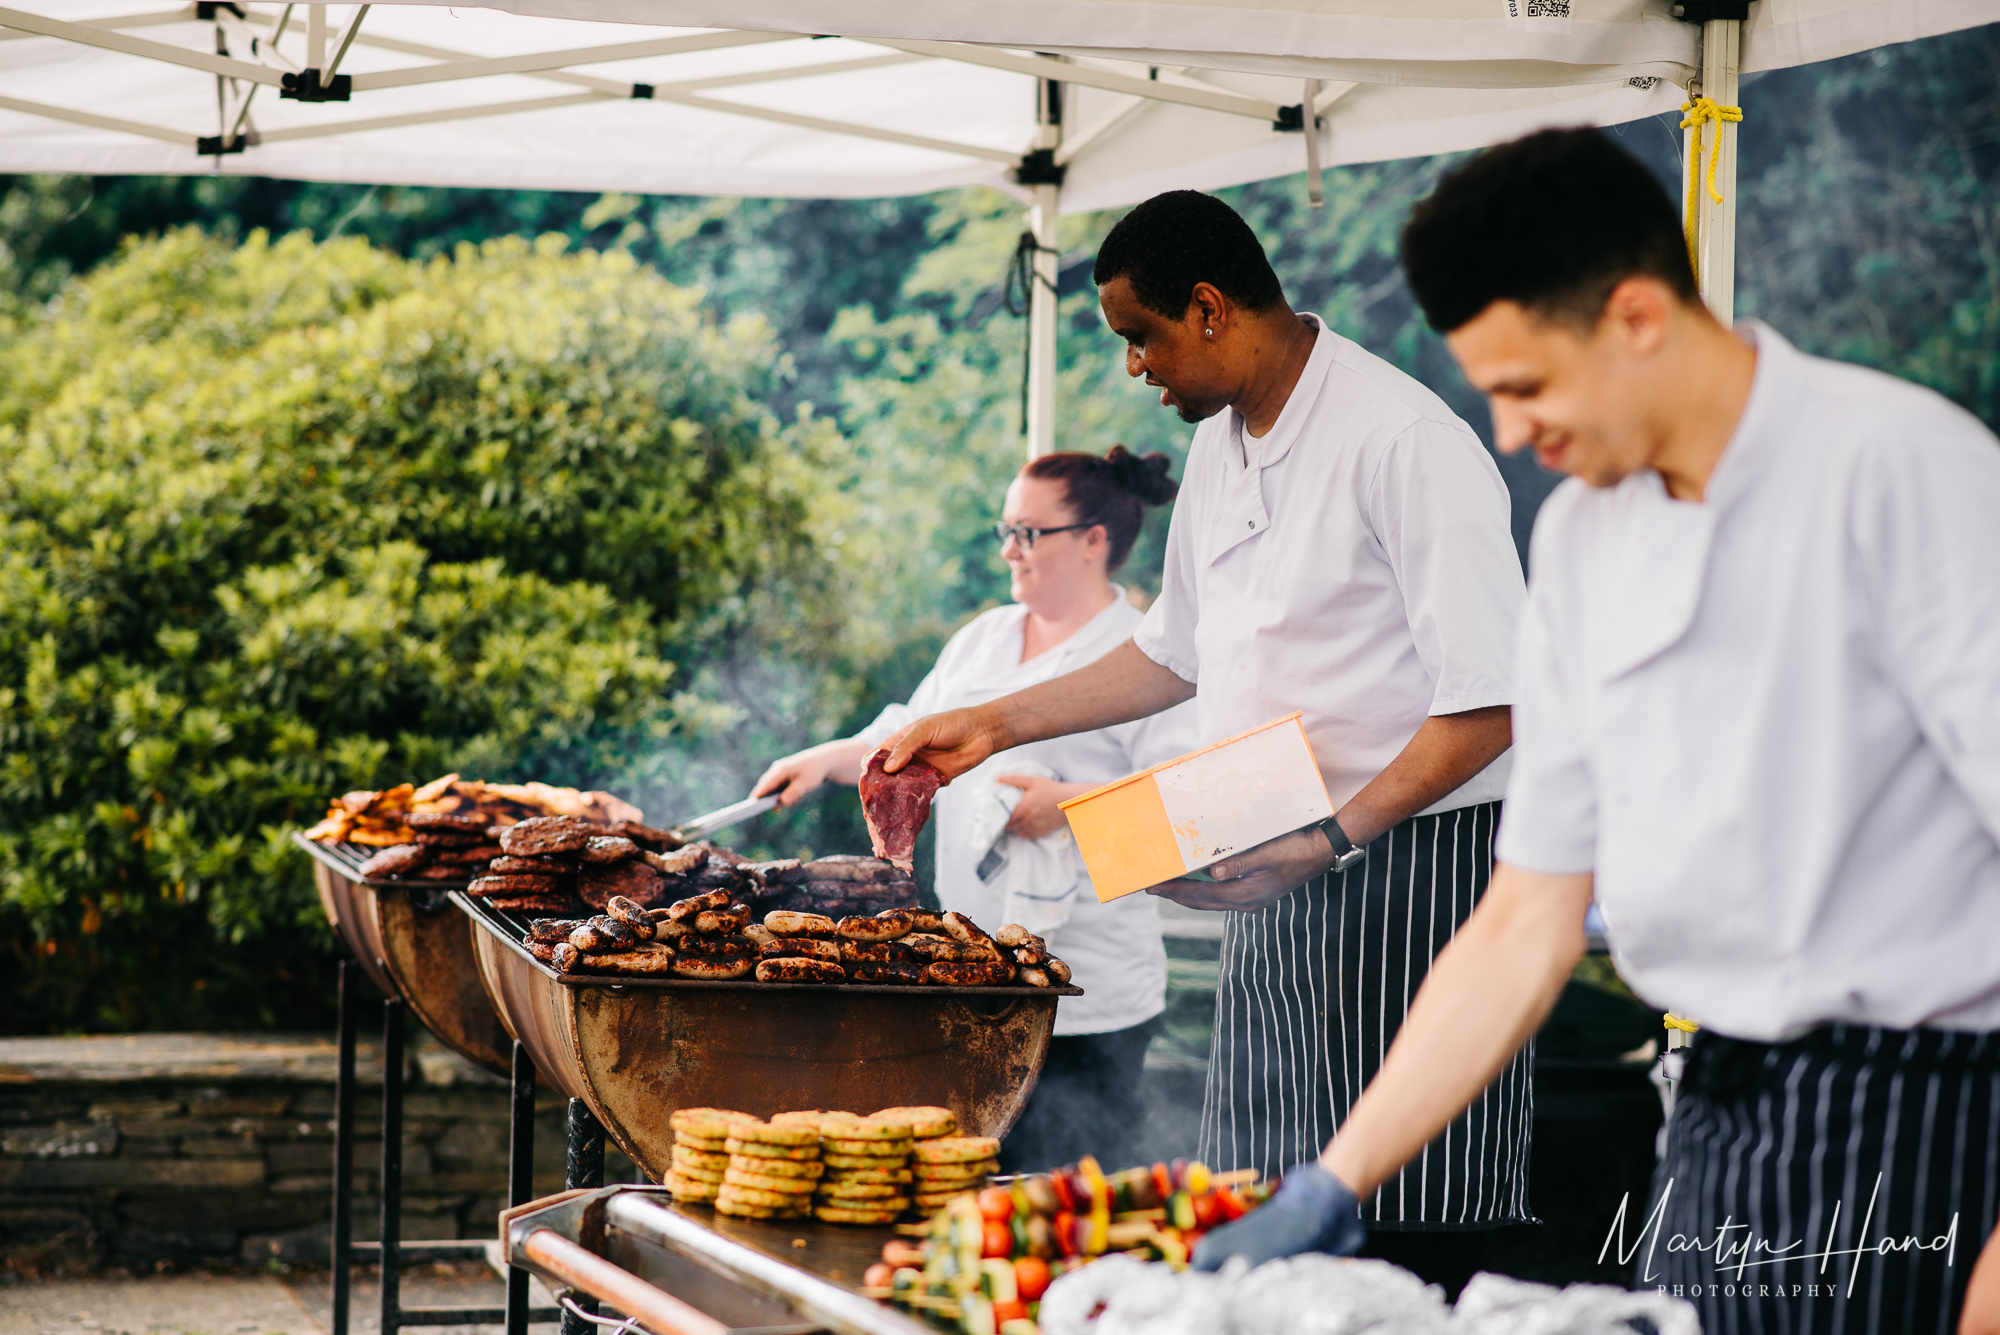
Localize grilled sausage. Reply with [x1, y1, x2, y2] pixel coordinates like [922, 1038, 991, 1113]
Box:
[1011, 945, 1047, 968]
[848, 961, 926, 985]
[666, 888, 733, 922]
[671, 956, 754, 981]
[941, 911, 996, 948]
[754, 957, 846, 985]
[1017, 966, 1053, 988]
[597, 914, 645, 945]
[1044, 957, 1072, 985]
[837, 910, 912, 942]
[651, 918, 692, 944]
[923, 959, 1016, 987]
[527, 918, 587, 944]
[895, 908, 945, 933]
[578, 945, 678, 975]
[604, 896, 653, 933]
[838, 939, 917, 965]
[693, 903, 752, 934]
[904, 933, 1001, 964]
[742, 922, 777, 947]
[567, 922, 624, 953]
[679, 933, 758, 959]
[552, 942, 582, 973]
[993, 923, 1046, 951]
[761, 937, 841, 964]
[764, 911, 837, 936]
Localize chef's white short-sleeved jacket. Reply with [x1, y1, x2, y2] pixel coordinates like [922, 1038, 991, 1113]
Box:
[1498, 323, 2000, 1040]
[1133, 315, 1523, 813]
[864, 591, 1200, 1036]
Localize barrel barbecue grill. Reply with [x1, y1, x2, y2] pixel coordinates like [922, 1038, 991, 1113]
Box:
[296, 831, 518, 1075]
[456, 891, 1080, 1184]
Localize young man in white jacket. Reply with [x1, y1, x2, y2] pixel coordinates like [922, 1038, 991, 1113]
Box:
[1190, 127, 2000, 1335]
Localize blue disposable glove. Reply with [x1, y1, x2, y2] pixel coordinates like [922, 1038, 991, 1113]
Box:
[1190, 1161, 1366, 1271]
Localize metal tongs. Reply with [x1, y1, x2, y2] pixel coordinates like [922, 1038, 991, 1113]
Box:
[667, 793, 780, 844]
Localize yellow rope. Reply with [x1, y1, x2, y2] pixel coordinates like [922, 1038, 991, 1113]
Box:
[1663, 1012, 1701, 1034]
[1679, 95, 1744, 275]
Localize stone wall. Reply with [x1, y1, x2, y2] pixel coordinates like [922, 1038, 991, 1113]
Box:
[0, 1032, 636, 1276]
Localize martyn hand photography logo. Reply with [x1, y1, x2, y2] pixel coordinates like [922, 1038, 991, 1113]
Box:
[1600, 1176, 1961, 1299]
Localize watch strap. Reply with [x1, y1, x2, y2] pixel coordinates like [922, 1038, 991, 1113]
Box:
[1316, 814, 1367, 872]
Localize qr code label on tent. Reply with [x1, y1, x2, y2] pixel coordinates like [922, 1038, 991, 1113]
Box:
[1504, 0, 1573, 16]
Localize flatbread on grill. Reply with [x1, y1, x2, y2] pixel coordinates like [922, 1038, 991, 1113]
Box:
[913, 1136, 1000, 1164]
[872, 1106, 957, 1139]
[669, 1108, 746, 1140]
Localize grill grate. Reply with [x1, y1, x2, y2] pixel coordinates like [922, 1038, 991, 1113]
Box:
[451, 890, 1081, 997]
[291, 830, 476, 890]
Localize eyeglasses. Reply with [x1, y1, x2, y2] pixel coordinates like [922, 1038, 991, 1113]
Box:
[992, 521, 1097, 550]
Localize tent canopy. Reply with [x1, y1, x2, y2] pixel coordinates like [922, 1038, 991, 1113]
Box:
[0, 2, 1988, 211]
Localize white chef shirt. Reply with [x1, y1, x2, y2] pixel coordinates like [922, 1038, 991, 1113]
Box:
[1498, 323, 2000, 1041]
[864, 591, 1200, 1036]
[1133, 314, 1523, 812]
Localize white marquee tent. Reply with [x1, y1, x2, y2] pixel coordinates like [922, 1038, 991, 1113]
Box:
[1, 0, 1994, 452]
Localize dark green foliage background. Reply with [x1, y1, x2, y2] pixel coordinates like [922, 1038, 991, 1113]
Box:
[0, 26, 1993, 1033]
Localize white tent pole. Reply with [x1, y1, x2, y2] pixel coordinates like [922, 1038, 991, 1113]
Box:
[306, 4, 325, 73]
[1025, 77, 1062, 461]
[1693, 17, 1741, 326]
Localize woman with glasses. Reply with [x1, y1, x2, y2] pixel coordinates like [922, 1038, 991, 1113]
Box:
[752, 445, 1197, 1170]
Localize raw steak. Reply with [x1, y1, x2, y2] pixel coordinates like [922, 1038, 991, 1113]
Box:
[858, 751, 942, 874]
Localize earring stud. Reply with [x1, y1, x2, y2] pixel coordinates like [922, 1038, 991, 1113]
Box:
[1205, 328, 1213, 336]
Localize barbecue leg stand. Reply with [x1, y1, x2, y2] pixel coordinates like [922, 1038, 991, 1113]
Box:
[505, 1041, 536, 1335]
[331, 962, 357, 1335]
[329, 977, 553, 1334]
[559, 1098, 608, 1335]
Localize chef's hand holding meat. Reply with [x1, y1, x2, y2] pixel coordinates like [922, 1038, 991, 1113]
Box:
[1189, 1160, 1364, 1271]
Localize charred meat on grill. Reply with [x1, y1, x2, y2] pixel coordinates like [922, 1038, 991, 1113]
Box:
[489, 855, 571, 876]
[579, 835, 640, 865]
[576, 859, 667, 910]
[432, 843, 504, 866]
[838, 939, 917, 965]
[407, 811, 493, 836]
[359, 844, 430, 878]
[500, 816, 595, 857]
[468, 873, 566, 897]
[666, 888, 732, 922]
[528, 918, 588, 944]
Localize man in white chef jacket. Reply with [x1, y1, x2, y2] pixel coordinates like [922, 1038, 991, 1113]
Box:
[884, 189, 1530, 1294]
[1189, 128, 2000, 1335]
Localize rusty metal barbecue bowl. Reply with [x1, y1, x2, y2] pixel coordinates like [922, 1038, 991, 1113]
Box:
[456, 892, 1079, 1182]
[294, 832, 517, 1077]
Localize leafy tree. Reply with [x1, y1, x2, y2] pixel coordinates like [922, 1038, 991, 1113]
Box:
[0, 228, 834, 1032]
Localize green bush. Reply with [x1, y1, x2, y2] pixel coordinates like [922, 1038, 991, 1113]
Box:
[0, 228, 833, 1032]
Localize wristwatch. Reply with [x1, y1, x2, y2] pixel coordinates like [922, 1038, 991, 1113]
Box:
[1314, 814, 1368, 874]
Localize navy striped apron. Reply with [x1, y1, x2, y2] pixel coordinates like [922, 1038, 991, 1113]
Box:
[1196, 801, 1535, 1230]
[1646, 1024, 2000, 1335]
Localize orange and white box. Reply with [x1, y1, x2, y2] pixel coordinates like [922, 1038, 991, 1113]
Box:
[1057, 712, 1335, 902]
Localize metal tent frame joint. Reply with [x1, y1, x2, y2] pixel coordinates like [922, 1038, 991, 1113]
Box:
[1672, 2, 1751, 24]
[629, 83, 654, 99]
[280, 67, 351, 101]
[1014, 146, 1065, 187]
[197, 130, 253, 155]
